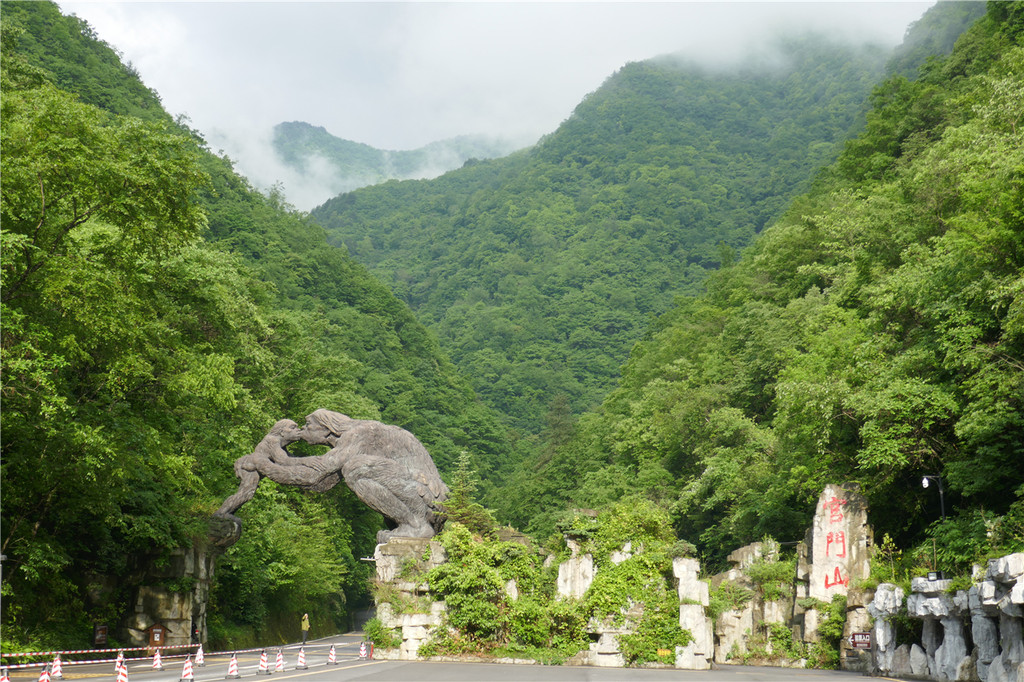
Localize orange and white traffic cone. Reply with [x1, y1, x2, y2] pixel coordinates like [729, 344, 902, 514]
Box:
[225, 654, 240, 679]
[152, 649, 164, 671]
[274, 650, 284, 673]
[116, 661, 129, 682]
[50, 656, 63, 680]
[115, 651, 124, 673]
[37, 664, 51, 682]
[328, 644, 337, 665]
[179, 656, 194, 682]
[195, 645, 205, 667]
[256, 649, 270, 675]
[1, 667, 10, 682]
[295, 647, 307, 670]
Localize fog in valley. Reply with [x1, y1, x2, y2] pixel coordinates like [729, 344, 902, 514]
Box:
[58, 1, 933, 209]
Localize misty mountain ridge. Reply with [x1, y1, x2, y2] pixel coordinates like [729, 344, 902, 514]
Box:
[272, 121, 523, 204]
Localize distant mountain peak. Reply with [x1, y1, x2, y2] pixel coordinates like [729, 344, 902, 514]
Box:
[271, 121, 523, 206]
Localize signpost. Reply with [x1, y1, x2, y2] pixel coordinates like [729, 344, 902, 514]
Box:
[849, 632, 871, 650]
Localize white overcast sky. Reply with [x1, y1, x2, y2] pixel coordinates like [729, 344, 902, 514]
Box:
[56, 1, 934, 205]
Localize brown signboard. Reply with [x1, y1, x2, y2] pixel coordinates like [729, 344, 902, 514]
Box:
[849, 632, 871, 649]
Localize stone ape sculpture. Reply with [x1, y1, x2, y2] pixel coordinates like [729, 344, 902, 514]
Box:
[212, 410, 449, 545]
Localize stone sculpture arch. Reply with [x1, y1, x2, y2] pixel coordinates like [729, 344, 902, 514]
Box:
[212, 410, 449, 545]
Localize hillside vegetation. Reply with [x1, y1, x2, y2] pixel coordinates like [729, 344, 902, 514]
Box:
[0, 1, 517, 648]
[313, 37, 890, 436]
[500, 3, 1024, 569]
[2, 0, 1021, 655]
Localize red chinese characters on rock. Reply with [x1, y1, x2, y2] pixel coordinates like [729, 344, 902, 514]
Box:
[823, 496, 849, 589]
[826, 531, 846, 558]
[823, 496, 847, 523]
[825, 566, 849, 589]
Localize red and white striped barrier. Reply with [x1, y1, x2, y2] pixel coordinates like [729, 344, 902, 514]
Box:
[4, 644, 195, 658]
[3, 644, 200, 671]
[2, 642, 340, 672]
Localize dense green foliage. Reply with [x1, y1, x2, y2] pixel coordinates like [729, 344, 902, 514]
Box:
[273, 121, 518, 195]
[313, 38, 890, 437]
[885, 2, 988, 78]
[1, 2, 518, 649]
[2, 0, 1020, 660]
[421, 500, 693, 666]
[504, 4, 1024, 570]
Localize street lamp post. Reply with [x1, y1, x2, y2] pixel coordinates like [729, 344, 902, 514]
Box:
[921, 475, 946, 521]
[921, 475, 947, 579]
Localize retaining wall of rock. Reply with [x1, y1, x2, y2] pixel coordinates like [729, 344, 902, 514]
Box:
[869, 553, 1024, 682]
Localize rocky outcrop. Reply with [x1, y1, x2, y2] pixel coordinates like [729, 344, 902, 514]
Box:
[556, 538, 594, 599]
[868, 553, 1024, 682]
[868, 582, 906, 673]
[126, 543, 216, 647]
[371, 537, 447, 661]
[675, 557, 714, 670]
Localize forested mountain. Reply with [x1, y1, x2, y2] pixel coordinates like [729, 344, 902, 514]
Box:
[273, 121, 520, 197]
[1, 1, 518, 647]
[3, 0, 1020, 656]
[313, 37, 891, 436]
[499, 3, 1024, 569]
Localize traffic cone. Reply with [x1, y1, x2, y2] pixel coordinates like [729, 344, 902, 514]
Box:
[116, 661, 129, 682]
[38, 664, 51, 682]
[195, 644, 205, 667]
[328, 643, 337, 664]
[274, 649, 284, 673]
[50, 656, 63, 680]
[295, 647, 307, 670]
[1, 668, 10, 682]
[225, 654, 240, 679]
[179, 656, 194, 682]
[115, 651, 124, 672]
[257, 649, 271, 675]
[152, 649, 164, 671]
[359, 641, 367, 659]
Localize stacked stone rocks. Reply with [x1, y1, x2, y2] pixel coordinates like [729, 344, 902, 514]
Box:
[559, 540, 714, 669]
[970, 553, 1023, 682]
[371, 537, 447, 661]
[675, 557, 714, 669]
[868, 553, 1024, 682]
[711, 541, 785, 665]
[127, 544, 215, 647]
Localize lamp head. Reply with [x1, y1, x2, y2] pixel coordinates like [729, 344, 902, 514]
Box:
[922, 477, 930, 489]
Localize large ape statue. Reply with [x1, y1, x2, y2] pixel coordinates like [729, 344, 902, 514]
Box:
[213, 410, 449, 546]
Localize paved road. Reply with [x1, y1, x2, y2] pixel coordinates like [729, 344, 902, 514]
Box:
[7, 634, 886, 682]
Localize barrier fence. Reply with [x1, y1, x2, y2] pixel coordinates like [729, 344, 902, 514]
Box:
[0, 644, 313, 671]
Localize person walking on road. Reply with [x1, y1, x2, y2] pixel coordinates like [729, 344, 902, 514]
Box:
[301, 613, 310, 644]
